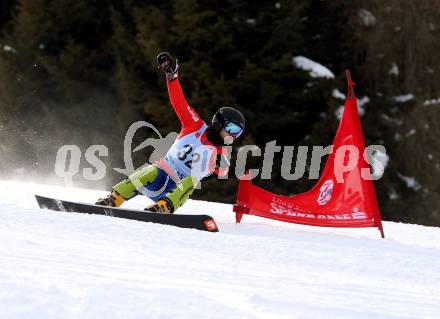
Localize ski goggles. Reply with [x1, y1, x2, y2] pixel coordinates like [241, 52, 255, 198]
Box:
[224, 122, 244, 138]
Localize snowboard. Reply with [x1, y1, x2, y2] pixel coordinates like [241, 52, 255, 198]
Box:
[34, 195, 219, 232]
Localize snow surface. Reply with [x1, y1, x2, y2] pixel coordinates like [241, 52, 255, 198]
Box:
[358, 9, 376, 27]
[292, 56, 335, 79]
[389, 63, 399, 76]
[332, 89, 346, 100]
[391, 94, 415, 103]
[335, 96, 369, 120]
[397, 174, 422, 191]
[1, 180, 440, 319]
[424, 98, 440, 106]
[3, 45, 16, 53]
[406, 129, 417, 137]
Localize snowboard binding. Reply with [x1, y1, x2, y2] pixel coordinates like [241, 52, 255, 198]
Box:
[95, 190, 125, 208]
[145, 199, 174, 214]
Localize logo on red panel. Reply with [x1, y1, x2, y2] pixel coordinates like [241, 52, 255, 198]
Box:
[317, 179, 334, 206]
[188, 106, 199, 122]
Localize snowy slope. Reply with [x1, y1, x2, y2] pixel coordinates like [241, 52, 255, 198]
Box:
[0, 180, 439, 319]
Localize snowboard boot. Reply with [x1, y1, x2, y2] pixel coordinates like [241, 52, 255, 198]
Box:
[145, 199, 173, 214]
[145, 176, 197, 214]
[157, 52, 178, 81]
[95, 190, 125, 208]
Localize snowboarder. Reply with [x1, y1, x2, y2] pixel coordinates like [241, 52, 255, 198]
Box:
[96, 52, 245, 214]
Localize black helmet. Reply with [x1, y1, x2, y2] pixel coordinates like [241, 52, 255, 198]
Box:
[212, 107, 245, 138]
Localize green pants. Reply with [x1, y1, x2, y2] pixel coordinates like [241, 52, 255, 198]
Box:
[112, 164, 197, 212]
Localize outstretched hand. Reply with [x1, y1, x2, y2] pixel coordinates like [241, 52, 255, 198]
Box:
[157, 52, 179, 81]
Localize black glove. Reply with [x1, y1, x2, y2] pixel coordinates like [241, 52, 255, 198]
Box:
[157, 52, 179, 81]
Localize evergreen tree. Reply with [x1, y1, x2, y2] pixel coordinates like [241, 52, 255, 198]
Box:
[1, 0, 437, 225]
[0, 0, 121, 184]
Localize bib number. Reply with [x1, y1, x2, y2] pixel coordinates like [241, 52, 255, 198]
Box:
[177, 144, 200, 169]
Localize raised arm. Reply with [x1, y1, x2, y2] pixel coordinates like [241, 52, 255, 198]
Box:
[157, 52, 201, 130]
[167, 79, 201, 129]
